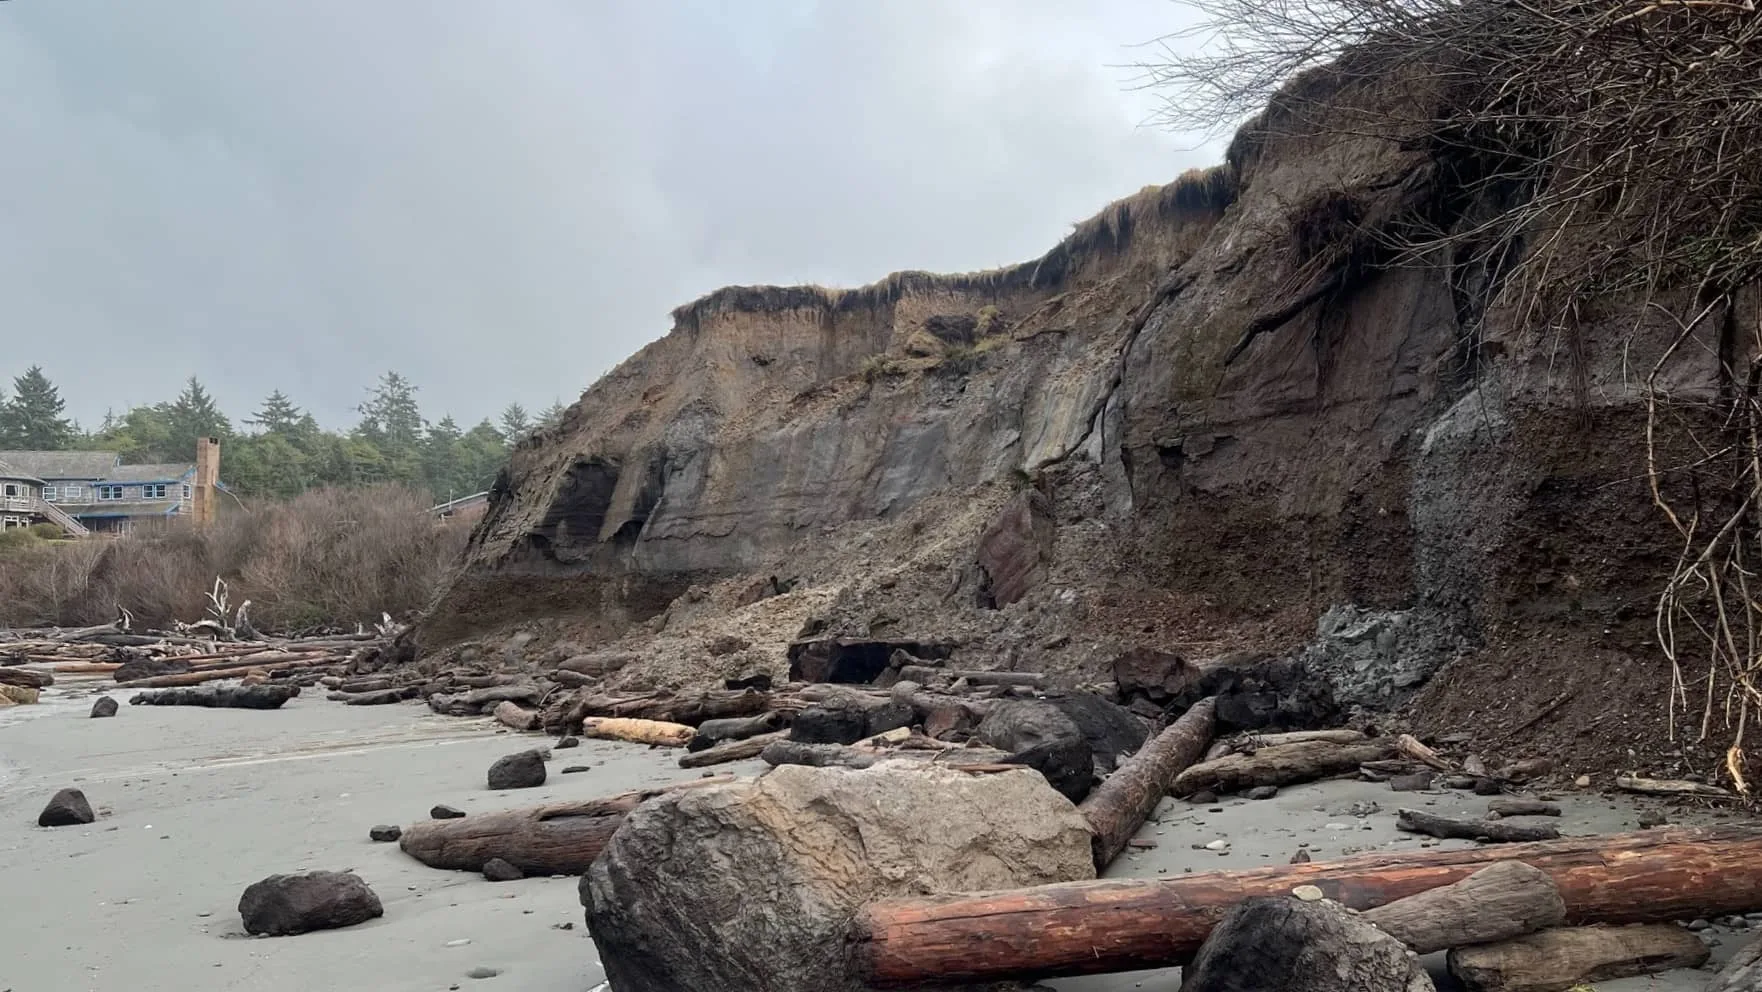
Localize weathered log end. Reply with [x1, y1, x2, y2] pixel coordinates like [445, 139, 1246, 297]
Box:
[1363, 861, 1565, 955]
[1447, 924, 1709, 992]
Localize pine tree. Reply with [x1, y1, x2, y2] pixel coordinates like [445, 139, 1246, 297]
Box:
[537, 400, 568, 429]
[498, 403, 531, 442]
[163, 376, 232, 458]
[2, 366, 75, 449]
[245, 390, 304, 435]
[421, 415, 464, 499]
[356, 372, 425, 485]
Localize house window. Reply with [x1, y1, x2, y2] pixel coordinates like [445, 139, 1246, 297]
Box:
[183, 484, 192, 499]
[42, 486, 56, 501]
[61, 484, 83, 501]
[2, 483, 18, 497]
[97, 485, 125, 501]
[144, 484, 168, 499]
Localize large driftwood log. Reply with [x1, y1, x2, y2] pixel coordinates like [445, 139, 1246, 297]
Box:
[1363, 861, 1565, 954]
[330, 686, 420, 705]
[0, 667, 53, 689]
[1182, 897, 1434, 992]
[853, 825, 1762, 985]
[1447, 925, 1709, 992]
[116, 658, 339, 688]
[1079, 697, 1215, 871]
[553, 689, 770, 732]
[678, 730, 791, 769]
[1173, 739, 1397, 795]
[1396, 809, 1560, 843]
[1227, 729, 1367, 750]
[582, 717, 694, 747]
[1487, 799, 1562, 818]
[1710, 939, 1762, 992]
[1614, 773, 1732, 798]
[687, 711, 786, 752]
[129, 684, 299, 709]
[398, 778, 732, 875]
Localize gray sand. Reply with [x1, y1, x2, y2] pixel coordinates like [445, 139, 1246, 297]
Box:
[2, 679, 1752, 992]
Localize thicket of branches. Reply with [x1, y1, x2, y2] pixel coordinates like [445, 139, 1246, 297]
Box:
[1137, 0, 1762, 789]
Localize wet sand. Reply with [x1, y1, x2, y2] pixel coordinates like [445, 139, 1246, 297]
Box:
[2, 679, 1752, 992]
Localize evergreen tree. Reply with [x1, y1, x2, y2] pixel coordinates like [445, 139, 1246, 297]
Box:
[537, 400, 568, 430]
[498, 402, 531, 442]
[245, 390, 304, 435]
[1, 366, 75, 449]
[421, 415, 464, 499]
[163, 376, 232, 457]
[355, 371, 424, 485]
[460, 419, 508, 490]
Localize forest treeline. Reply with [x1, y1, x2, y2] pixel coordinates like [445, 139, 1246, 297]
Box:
[0, 366, 565, 502]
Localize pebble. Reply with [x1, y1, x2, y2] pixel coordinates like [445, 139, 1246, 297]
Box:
[369, 824, 402, 842]
[561, 766, 592, 775]
[431, 805, 467, 820]
[1324, 823, 1350, 831]
[1291, 885, 1324, 901]
[1574, 774, 1591, 788]
[1688, 919, 1711, 931]
[1717, 915, 1748, 929]
[1245, 786, 1279, 800]
[1205, 840, 1229, 851]
[466, 966, 501, 979]
[445, 939, 473, 947]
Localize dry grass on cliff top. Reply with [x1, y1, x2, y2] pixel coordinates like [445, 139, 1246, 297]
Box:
[0, 485, 470, 633]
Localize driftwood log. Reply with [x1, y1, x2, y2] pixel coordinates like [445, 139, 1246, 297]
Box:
[582, 717, 694, 747]
[678, 730, 791, 769]
[1173, 739, 1397, 795]
[687, 712, 786, 752]
[895, 666, 1046, 688]
[852, 825, 1762, 985]
[1396, 809, 1560, 843]
[1079, 697, 1215, 871]
[1487, 799, 1561, 818]
[329, 686, 421, 705]
[1710, 939, 1762, 992]
[1362, 861, 1565, 954]
[1614, 773, 1732, 798]
[116, 658, 339, 688]
[129, 684, 299, 709]
[0, 667, 53, 689]
[1447, 924, 1709, 992]
[493, 700, 542, 731]
[551, 689, 771, 733]
[399, 777, 733, 875]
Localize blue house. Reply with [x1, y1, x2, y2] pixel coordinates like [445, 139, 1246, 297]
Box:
[0, 441, 222, 535]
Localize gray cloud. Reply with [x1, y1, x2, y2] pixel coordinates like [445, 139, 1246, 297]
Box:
[0, 0, 1215, 430]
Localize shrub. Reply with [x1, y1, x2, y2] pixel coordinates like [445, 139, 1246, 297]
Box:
[0, 485, 471, 632]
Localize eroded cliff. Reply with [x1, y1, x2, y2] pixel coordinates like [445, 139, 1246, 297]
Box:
[418, 65, 1751, 775]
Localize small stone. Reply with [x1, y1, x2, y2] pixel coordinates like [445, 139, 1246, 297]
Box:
[1324, 822, 1351, 831]
[561, 766, 592, 774]
[38, 788, 95, 827]
[1289, 849, 1311, 864]
[1291, 884, 1324, 901]
[1188, 791, 1218, 804]
[1688, 918, 1712, 931]
[552, 921, 575, 930]
[237, 870, 383, 936]
[1388, 772, 1435, 792]
[1204, 839, 1229, 851]
[482, 858, 524, 882]
[465, 966, 501, 979]
[555, 737, 580, 750]
[445, 939, 472, 947]
[369, 825, 402, 842]
[1245, 786, 1279, 800]
[1574, 774, 1592, 788]
[431, 805, 467, 820]
[90, 696, 119, 718]
[1717, 915, 1747, 928]
[487, 750, 547, 790]
[1638, 810, 1668, 829]
[1473, 777, 1503, 796]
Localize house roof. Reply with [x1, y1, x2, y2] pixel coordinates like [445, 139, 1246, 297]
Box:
[0, 457, 44, 484]
[0, 450, 121, 480]
[104, 463, 196, 483]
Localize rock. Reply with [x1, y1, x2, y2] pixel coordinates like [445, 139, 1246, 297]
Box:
[1498, 757, 1555, 782]
[972, 489, 1055, 609]
[89, 696, 119, 718]
[369, 825, 402, 842]
[1574, 774, 1592, 788]
[1638, 809, 1668, 829]
[1689, 918, 1712, 931]
[0, 666, 53, 689]
[431, 804, 467, 819]
[582, 762, 1094, 992]
[37, 788, 95, 827]
[977, 693, 1147, 779]
[724, 673, 773, 692]
[1473, 777, 1503, 796]
[1389, 771, 1435, 792]
[1205, 839, 1230, 851]
[1464, 755, 1489, 777]
[1290, 849, 1311, 863]
[237, 870, 384, 936]
[1001, 735, 1095, 803]
[482, 857, 524, 882]
[561, 765, 591, 774]
[1189, 790, 1219, 804]
[788, 704, 871, 745]
[1165, 653, 1340, 733]
[1181, 897, 1435, 992]
[555, 736, 580, 749]
[1111, 647, 1200, 704]
[486, 749, 547, 790]
[785, 637, 954, 684]
[466, 966, 501, 979]
[1039, 692, 1149, 775]
[1246, 785, 1280, 800]
[0, 683, 40, 705]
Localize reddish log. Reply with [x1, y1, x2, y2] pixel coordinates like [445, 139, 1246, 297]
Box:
[853, 825, 1762, 986]
[1079, 697, 1215, 871]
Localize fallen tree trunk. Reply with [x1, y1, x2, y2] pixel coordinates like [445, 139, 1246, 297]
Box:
[1487, 799, 1562, 818]
[329, 686, 421, 706]
[679, 730, 791, 769]
[1362, 861, 1564, 954]
[550, 689, 771, 732]
[1614, 773, 1731, 798]
[1079, 697, 1215, 871]
[1227, 729, 1367, 750]
[1448, 924, 1709, 992]
[0, 667, 53, 689]
[1396, 809, 1560, 843]
[582, 717, 694, 747]
[116, 658, 340, 688]
[1173, 739, 1397, 795]
[687, 711, 786, 752]
[399, 777, 733, 875]
[129, 684, 299, 710]
[853, 825, 1762, 985]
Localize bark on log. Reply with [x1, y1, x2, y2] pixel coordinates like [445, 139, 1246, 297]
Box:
[398, 778, 733, 875]
[687, 711, 786, 752]
[329, 686, 420, 705]
[678, 730, 791, 769]
[0, 667, 53, 689]
[1362, 861, 1565, 954]
[552, 689, 770, 731]
[582, 717, 694, 747]
[1487, 799, 1562, 818]
[1229, 729, 1368, 749]
[129, 684, 299, 709]
[1396, 809, 1560, 843]
[1447, 925, 1709, 992]
[1173, 739, 1397, 795]
[761, 740, 881, 769]
[853, 825, 1762, 985]
[1079, 697, 1215, 871]
[1709, 938, 1762, 992]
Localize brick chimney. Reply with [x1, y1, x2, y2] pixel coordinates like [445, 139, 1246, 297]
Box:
[193, 436, 220, 526]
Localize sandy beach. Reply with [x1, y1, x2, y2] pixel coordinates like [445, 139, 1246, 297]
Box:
[2, 679, 1752, 992]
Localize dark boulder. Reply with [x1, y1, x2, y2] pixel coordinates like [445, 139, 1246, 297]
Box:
[482, 857, 524, 882]
[977, 694, 1147, 778]
[1041, 692, 1148, 774]
[1182, 896, 1434, 992]
[555, 736, 580, 749]
[1001, 736, 1095, 803]
[788, 705, 870, 746]
[1111, 648, 1198, 704]
[486, 749, 547, 790]
[369, 825, 402, 842]
[1166, 653, 1340, 732]
[237, 870, 384, 936]
[90, 696, 119, 718]
[786, 637, 955, 684]
[38, 788, 95, 827]
[430, 804, 467, 819]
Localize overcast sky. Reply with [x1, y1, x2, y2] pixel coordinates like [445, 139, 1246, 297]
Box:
[0, 1, 1216, 432]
